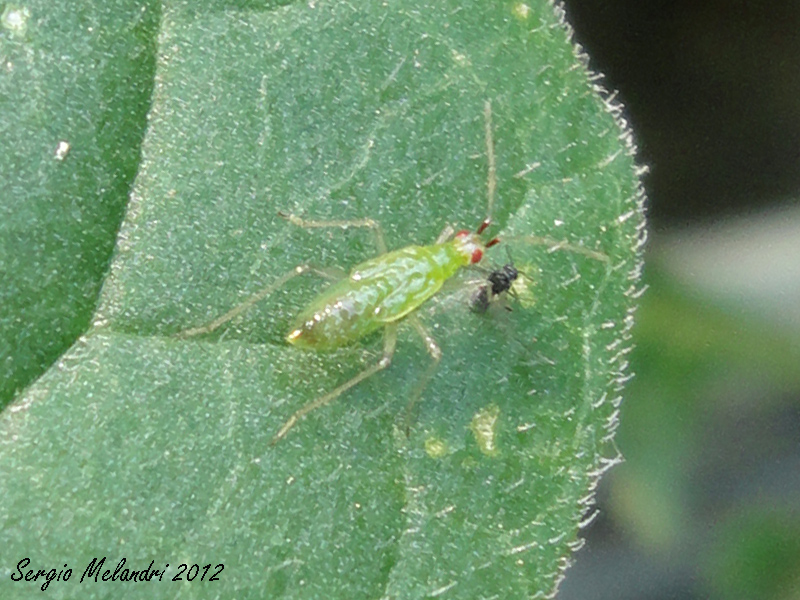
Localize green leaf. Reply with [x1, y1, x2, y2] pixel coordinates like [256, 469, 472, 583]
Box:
[0, 0, 158, 407]
[0, 1, 644, 598]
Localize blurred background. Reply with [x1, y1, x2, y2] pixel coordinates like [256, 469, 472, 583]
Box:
[557, 2, 800, 599]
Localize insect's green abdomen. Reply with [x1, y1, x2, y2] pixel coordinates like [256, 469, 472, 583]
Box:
[287, 242, 467, 349]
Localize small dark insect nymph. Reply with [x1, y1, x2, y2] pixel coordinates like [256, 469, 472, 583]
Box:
[470, 262, 519, 313]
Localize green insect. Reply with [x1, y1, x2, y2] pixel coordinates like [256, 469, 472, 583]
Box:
[274, 213, 499, 442]
[178, 101, 605, 443]
[285, 219, 498, 350]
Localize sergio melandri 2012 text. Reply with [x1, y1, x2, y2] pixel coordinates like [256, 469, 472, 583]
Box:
[10, 556, 223, 591]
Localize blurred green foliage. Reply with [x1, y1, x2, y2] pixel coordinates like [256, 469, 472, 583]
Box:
[607, 264, 800, 599]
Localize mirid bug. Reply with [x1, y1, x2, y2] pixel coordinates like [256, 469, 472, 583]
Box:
[285, 218, 499, 350]
[177, 101, 502, 443]
[274, 213, 500, 442]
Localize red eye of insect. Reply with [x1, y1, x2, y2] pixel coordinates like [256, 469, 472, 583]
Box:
[455, 230, 469, 238]
[471, 248, 483, 264]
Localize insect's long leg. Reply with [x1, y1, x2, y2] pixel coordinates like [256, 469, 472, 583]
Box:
[279, 211, 387, 254]
[175, 264, 340, 339]
[484, 99, 496, 220]
[481, 101, 606, 264]
[403, 314, 442, 436]
[270, 323, 398, 445]
[434, 224, 455, 244]
[505, 235, 609, 262]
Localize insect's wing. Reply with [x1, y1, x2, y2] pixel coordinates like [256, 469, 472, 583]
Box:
[423, 274, 499, 317]
[470, 284, 491, 314]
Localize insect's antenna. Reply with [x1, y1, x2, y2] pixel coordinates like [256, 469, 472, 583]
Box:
[518, 268, 534, 282]
[468, 101, 500, 251]
[484, 100, 496, 222]
[474, 218, 500, 248]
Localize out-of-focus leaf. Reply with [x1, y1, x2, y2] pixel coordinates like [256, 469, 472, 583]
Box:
[609, 267, 800, 550]
[705, 509, 800, 600]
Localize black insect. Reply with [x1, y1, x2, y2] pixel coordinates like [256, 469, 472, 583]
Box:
[470, 262, 519, 313]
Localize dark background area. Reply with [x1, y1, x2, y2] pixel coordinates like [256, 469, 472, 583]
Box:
[564, 0, 800, 230]
[556, 2, 800, 599]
